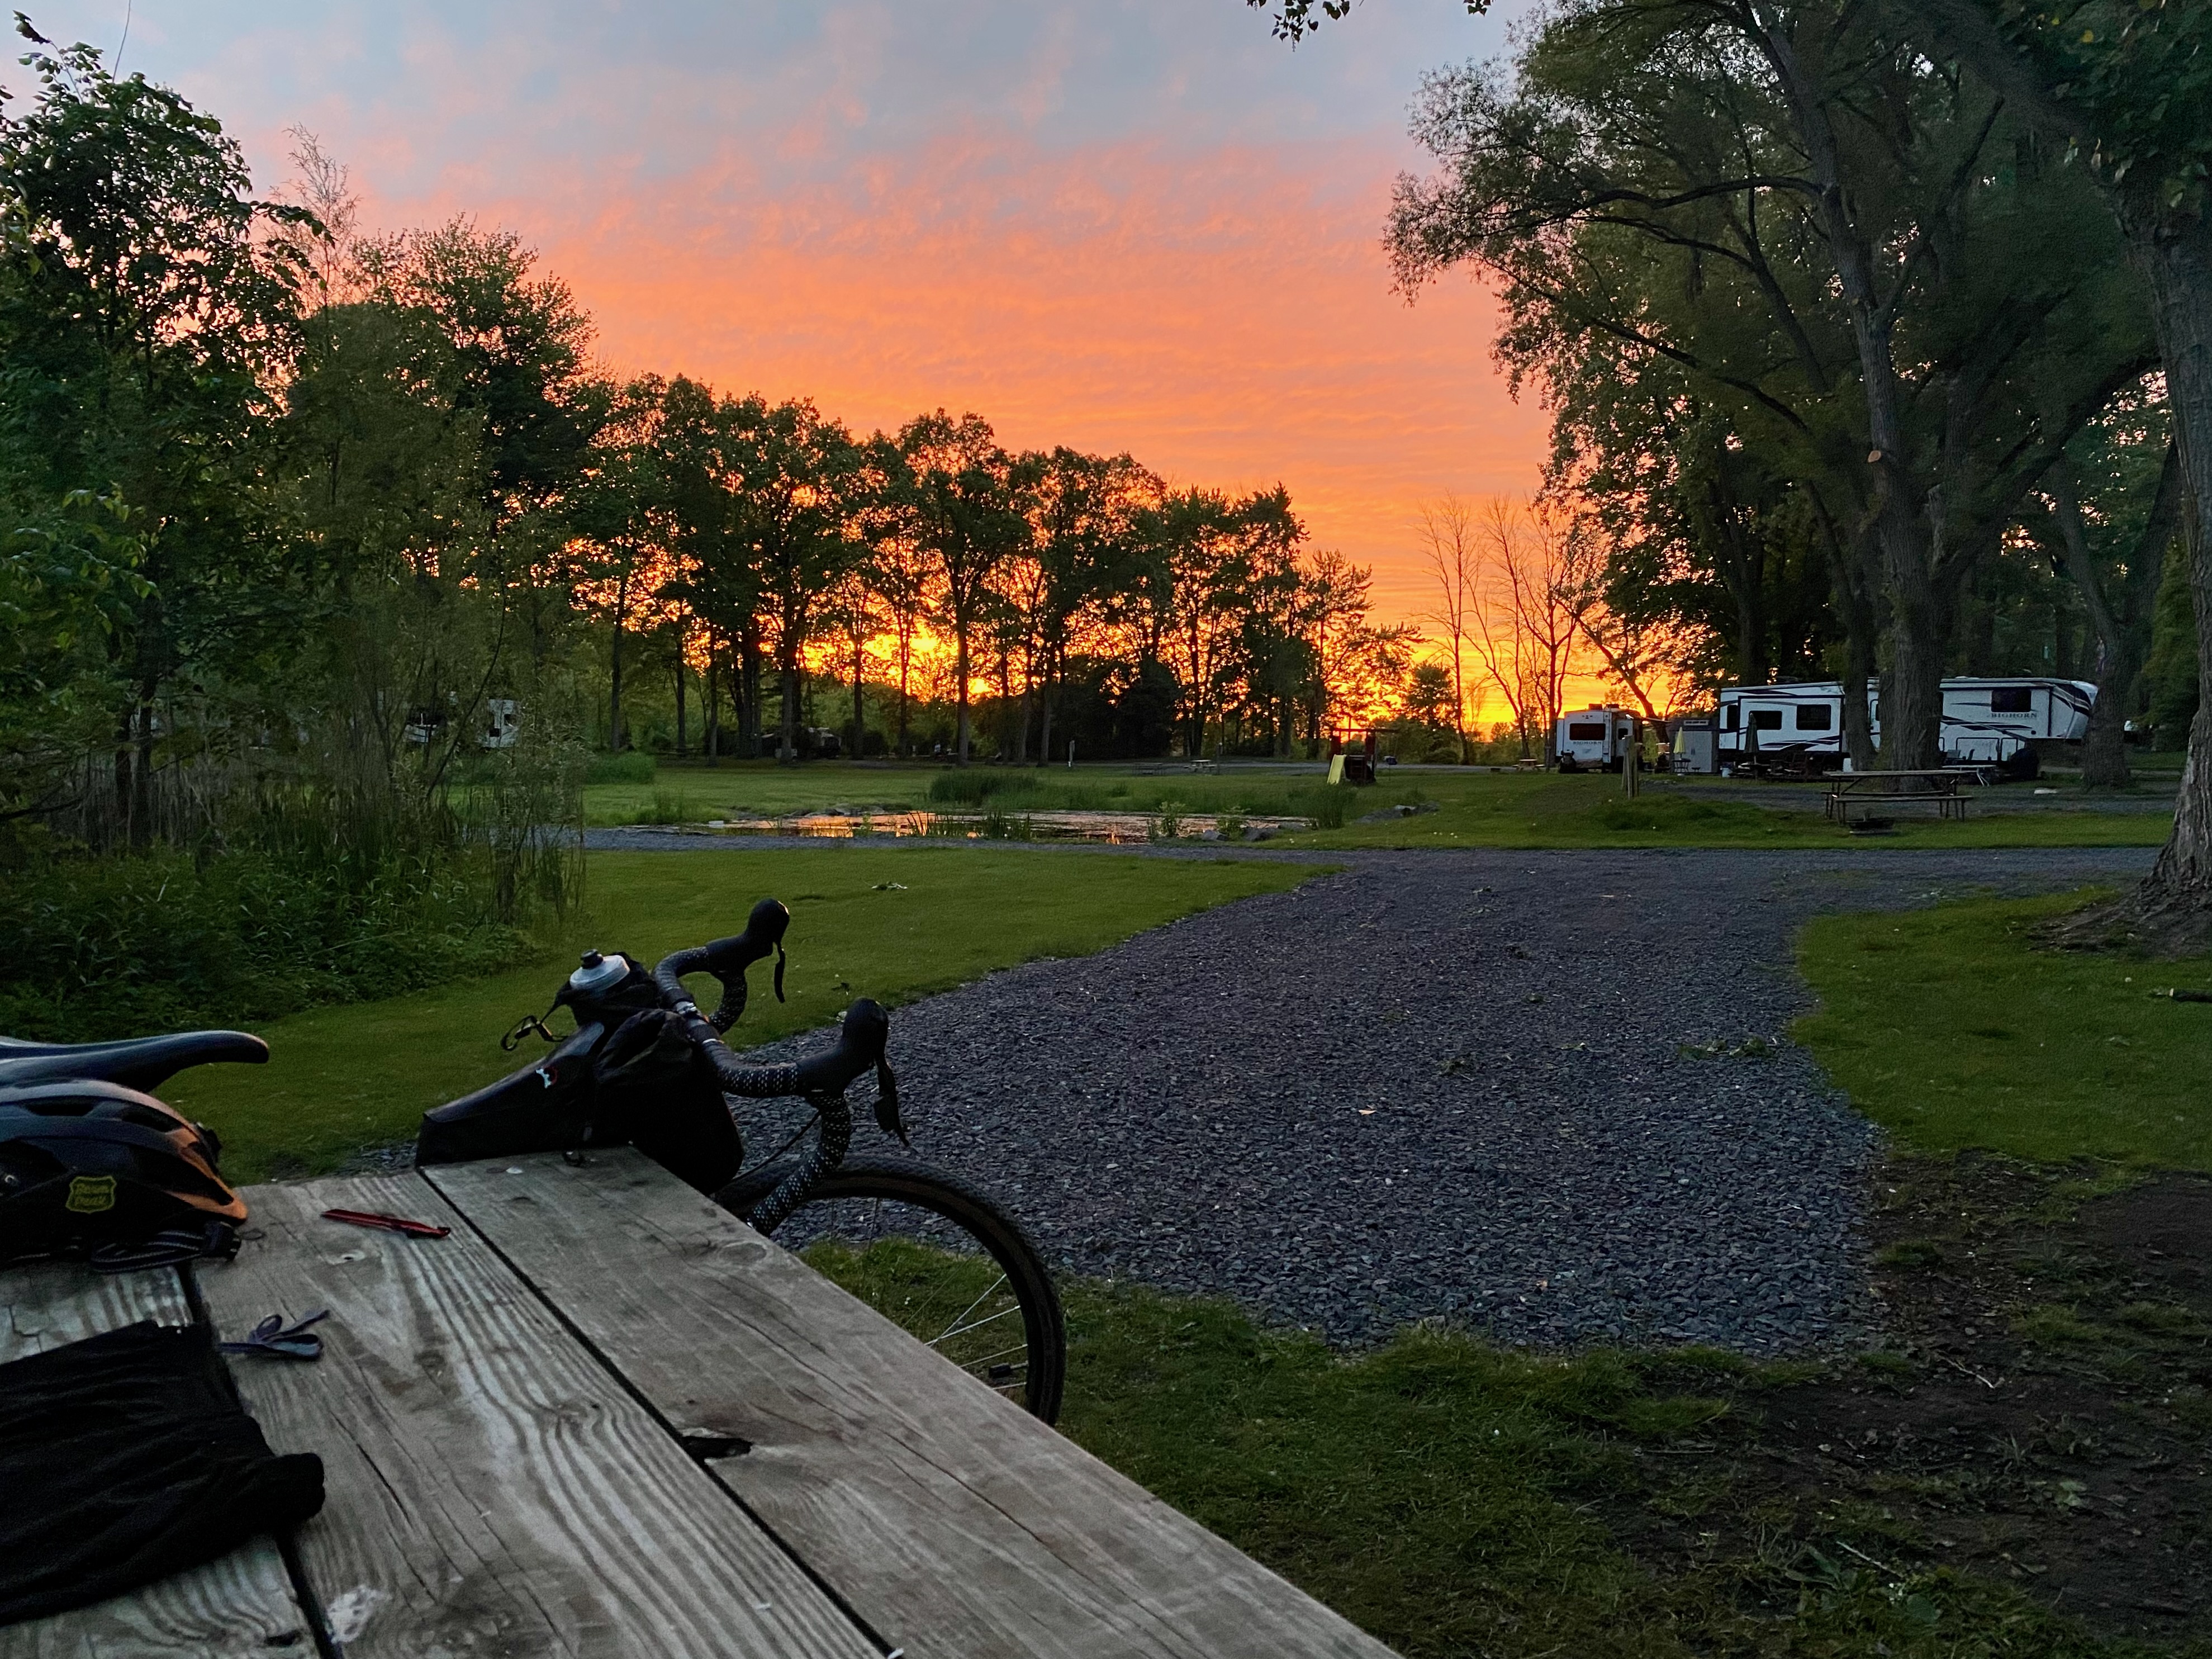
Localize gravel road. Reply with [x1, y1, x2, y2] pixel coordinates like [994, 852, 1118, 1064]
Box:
[721, 845, 2152, 1353]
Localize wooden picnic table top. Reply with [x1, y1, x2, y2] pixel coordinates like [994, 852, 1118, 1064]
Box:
[2, 1149, 1397, 1658]
[1828, 765, 2004, 784]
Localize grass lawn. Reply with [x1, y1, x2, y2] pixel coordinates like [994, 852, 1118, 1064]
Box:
[164, 847, 1316, 1181]
[585, 760, 2174, 850]
[1287, 772, 2176, 851]
[1793, 890, 2212, 1169]
[806, 1244, 2121, 1659]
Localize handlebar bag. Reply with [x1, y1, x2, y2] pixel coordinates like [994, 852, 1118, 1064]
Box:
[591, 1009, 744, 1194]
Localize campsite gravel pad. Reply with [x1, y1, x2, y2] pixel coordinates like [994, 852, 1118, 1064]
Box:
[725, 847, 2153, 1352]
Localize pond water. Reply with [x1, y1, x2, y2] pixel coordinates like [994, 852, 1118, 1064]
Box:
[610, 809, 1312, 844]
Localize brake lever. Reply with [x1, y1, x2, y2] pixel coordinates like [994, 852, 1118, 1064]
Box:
[872, 1060, 907, 1145]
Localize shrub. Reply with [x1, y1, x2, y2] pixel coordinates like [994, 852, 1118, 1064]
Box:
[0, 846, 537, 1042]
[927, 770, 1006, 805]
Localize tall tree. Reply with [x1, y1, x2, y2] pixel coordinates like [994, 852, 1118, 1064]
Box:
[895, 411, 1029, 765]
[1902, 0, 2212, 938]
[2037, 415, 2185, 788]
[1417, 496, 1479, 761]
[0, 31, 312, 842]
[1388, 1, 2154, 768]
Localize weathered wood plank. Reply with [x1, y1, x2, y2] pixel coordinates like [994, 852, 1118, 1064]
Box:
[0, 1259, 188, 1362]
[0, 1547, 312, 1659]
[0, 1261, 312, 1659]
[198, 1173, 878, 1659]
[429, 1150, 1401, 1659]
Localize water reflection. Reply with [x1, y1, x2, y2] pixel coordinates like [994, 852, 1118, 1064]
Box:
[611, 809, 1312, 844]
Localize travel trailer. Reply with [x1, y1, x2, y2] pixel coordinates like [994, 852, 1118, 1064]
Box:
[1691, 677, 2096, 776]
[1553, 705, 1640, 772]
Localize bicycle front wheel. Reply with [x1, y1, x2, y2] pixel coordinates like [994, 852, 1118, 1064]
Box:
[716, 1154, 1067, 1424]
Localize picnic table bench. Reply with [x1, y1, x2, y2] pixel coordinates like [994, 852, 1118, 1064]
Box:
[1823, 765, 1997, 826]
[2, 1149, 1397, 1658]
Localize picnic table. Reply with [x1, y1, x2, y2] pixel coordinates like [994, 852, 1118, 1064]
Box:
[2, 1149, 1397, 1658]
[1823, 765, 1996, 825]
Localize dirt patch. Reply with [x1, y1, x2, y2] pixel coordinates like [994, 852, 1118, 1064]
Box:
[1600, 1156, 2212, 1646]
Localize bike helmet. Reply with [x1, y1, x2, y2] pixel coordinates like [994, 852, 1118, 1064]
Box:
[0, 1080, 247, 1269]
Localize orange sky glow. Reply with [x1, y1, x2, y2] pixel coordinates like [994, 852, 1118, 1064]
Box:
[524, 135, 1550, 629]
[21, 2, 1556, 671]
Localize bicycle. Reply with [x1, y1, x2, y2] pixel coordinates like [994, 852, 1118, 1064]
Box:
[1, 899, 1068, 1423]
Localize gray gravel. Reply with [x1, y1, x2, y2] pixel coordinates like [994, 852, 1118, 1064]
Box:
[727, 846, 2152, 1353]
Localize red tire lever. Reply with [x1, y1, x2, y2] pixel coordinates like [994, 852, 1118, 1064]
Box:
[321, 1208, 451, 1239]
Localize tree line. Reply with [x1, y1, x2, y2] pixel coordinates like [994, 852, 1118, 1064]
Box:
[1261, 0, 2212, 942]
[580, 387, 1408, 771]
[0, 21, 1414, 893]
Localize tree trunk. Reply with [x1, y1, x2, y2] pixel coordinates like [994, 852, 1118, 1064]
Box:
[2079, 666, 2137, 788]
[895, 630, 913, 756]
[1880, 527, 1945, 771]
[1839, 591, 1878, 773]
[954, 619, 972, 765]
[2052, 452, 2183, 790]
[674, 648, 687, 757]
[704, 639, 721, 768]
[2050, 210, 2212, 942]
[1037, 652, 1056, 772]
[741, 624, 764, 759]
[780, 649, 801, 763]
[609, 565, 630, 753]
[850, 631, 866, 760]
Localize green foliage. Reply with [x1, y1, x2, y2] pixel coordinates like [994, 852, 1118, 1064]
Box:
[0, 27, 312, 742]
[1794, 890, 2212, 1168]
[2144, 541, 2198, 747]
[1958, 0, 2212, 217]
[0, 487, 148, 811]
[0, 844, 534, 1044]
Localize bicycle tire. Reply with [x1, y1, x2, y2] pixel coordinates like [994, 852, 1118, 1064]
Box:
[716, 1154, 1067, 1425]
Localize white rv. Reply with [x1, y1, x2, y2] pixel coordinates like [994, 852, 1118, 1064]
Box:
[1701, 677, 2095, 775]
[1553, 706, 1640, 772]
[1939, 679, 2094, 763]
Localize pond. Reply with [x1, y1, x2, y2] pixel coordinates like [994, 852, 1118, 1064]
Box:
[608, 810, 1312, 844]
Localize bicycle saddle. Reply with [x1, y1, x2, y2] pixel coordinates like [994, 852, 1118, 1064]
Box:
[0, 1031, 269, 1092]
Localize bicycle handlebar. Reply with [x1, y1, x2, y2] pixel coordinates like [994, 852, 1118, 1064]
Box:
[696, 898, 790, 1031]
[652, 946, 890, 1099]
[653, 935, 899, 1233]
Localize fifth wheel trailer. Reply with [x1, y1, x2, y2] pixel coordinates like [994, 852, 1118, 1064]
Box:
[1689, 678, 2095, 776]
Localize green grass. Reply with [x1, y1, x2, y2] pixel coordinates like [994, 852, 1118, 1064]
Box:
[582, 759, 1369, 828]
[801, 1246, 2125, 1658]
[590, 761, 2174, 847]
[1793, 890, 2212, 1168]
[164, 847, 1317, 1181]
[582, 760, 937, 824]
[1286, 772, 2176, 850]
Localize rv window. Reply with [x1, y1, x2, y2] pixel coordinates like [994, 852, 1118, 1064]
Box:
[1749, 709, 1783, 730]
[1567, 722, 1608, 741]
[1990, 687, 2033, 713]
[1724, 704, 1739, 730]
[1795, 705, 1832, 731]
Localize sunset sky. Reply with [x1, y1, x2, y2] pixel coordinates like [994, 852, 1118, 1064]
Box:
[11, 1, 1549, 623]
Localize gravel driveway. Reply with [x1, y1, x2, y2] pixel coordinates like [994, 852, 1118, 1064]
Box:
[713, 846, 2154, 1353]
